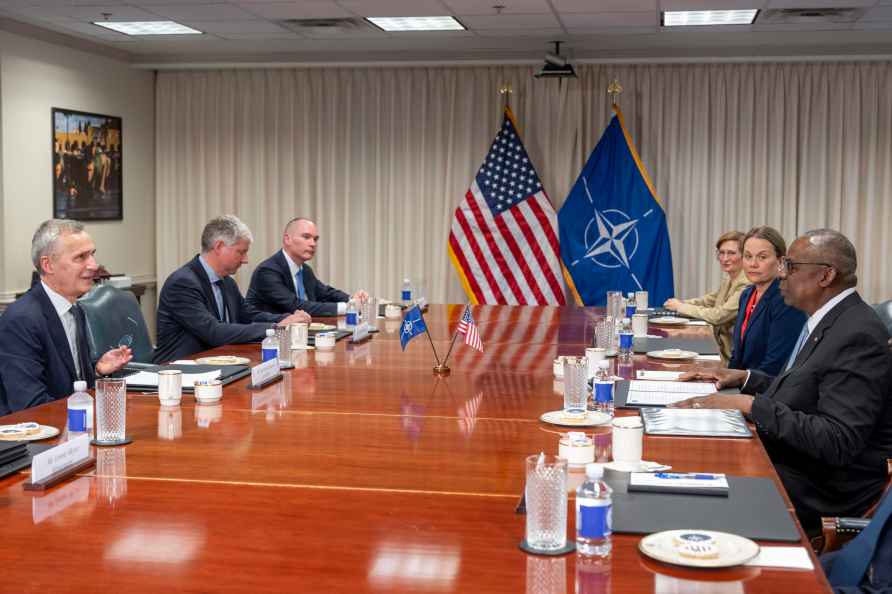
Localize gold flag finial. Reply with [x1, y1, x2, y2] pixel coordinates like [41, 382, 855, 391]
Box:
[607, 79, 623, 106]
[499, 81, 513, 109]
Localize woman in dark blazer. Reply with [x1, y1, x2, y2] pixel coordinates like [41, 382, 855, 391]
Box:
[728, 226, 807, 376]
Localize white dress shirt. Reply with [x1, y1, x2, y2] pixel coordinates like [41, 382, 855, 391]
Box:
[41, 280, 81, 378]
[282, 249, 346, 315]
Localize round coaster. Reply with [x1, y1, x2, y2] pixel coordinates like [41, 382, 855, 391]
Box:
[518, 540, 576, 556]
[91, 437, 133, 447]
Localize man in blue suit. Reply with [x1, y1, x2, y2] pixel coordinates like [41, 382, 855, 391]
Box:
[674, 229, 892, 534]
[0, 219, 133, 415]
[154, 215, 310, 363]
[246, 218, 368, 317]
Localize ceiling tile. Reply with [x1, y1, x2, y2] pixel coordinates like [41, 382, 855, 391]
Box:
[139, 3, 259, 21]
[335, 0, 453, 17]
[752, 22, 853, 31]
[10, 4, 161, 21]
[460, 13, 562, 29]
[215, 31, 304, 39]
[473, 27, 566, 36]
[860, 5, 892, 20]
[183, 20, 291, 33]
[856, 20, 892, 28]
[442, 0, 553, 15]
[556, 0, 657, 12]
[565, 25, 657, 34]
[236, 2, 353, 19]
[765, 0, 876, 8]
[562, 12, 658, 27]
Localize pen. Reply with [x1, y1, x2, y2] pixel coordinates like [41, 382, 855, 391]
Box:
[654, 472, 720, 480]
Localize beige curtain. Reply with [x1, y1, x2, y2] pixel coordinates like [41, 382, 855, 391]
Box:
[156, 62, 892, 306]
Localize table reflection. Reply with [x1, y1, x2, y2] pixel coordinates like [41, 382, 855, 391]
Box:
[158, 405, 183, 440]
[526, 555, 566, 594]
[576, 553, 611, 594]
[96, 446, 127, 505]
[31, 476, 91, 525]
[195, 402, 223, 428]
[368, 540, 460, 591]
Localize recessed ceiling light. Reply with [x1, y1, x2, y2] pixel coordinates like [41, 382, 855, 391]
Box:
[662, 10, 758, 27]
[366, 16, 465, 32]
[91, 21, 203, 35]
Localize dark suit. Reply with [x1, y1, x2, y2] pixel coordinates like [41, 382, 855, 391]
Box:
[823, 489, 892, 591]
[154, 256, 284, 363]
[245, 250, 349, 317]
[729, 278, 806, 376]
[0, 284, 95, 415]
[743, 292, 892, 531]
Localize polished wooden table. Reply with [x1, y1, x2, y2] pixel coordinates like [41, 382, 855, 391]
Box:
[0, 305, 830, 593]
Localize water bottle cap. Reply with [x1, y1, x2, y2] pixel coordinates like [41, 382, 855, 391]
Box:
[73, 380, 87, 392]
[266, 328, 275, 336]
[585, 463, 604, 480]
[403, 278, 410, 283]
[597, 360, 610, 370]
[622, 317, 631, 324]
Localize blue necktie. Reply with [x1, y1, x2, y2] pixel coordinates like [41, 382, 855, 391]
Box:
[295, 269, 307, 301]
[784, 323, 810, 372]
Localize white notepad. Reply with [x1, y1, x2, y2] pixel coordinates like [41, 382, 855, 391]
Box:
[626, 380, 715, 406]
[636, 370, 685, 381]
[125, 369, 221, 388]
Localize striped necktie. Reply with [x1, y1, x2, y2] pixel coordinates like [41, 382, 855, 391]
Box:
[784, 323, 810, 372]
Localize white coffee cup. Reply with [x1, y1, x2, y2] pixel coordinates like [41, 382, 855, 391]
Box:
[585, 347, 607, 378]
[315, 332, 336, 350]
[158, 370, 183, 406]
[385, 304, 402, 319]
[631, 313, 649, 338]
[290, 323, 309, 350]
[611, 416, 644, 465]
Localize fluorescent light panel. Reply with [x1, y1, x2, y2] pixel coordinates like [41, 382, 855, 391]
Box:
[366, 16, 465, 32]
[663, 10, 758, 27]
[92, 21, 203, 35]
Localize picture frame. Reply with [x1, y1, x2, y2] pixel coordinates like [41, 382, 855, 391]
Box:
[52, 107, 123, 221]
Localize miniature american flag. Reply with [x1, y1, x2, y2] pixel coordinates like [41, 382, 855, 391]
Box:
[457, 305, 484, 352]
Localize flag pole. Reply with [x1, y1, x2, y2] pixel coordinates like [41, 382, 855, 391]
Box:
[607, 78, 623, 109]
[499, 81, 513, 111]
[439, 304, 467, 371]
[416, 307, 448, 375]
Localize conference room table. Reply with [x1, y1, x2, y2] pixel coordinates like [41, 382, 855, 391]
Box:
[0, 305, 831, 593]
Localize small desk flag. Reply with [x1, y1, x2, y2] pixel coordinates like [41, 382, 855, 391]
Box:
[400, 305, 428, 351]
[558, 106, 674, 306]
[456, 305, 484, 352]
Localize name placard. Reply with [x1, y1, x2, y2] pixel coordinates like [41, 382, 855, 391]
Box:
[250, 358, 281, 389]
[352, 322, 371, 343]
[31, 434, 90, 484]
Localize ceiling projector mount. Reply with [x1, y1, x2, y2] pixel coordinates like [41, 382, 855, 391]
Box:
[534, 41, 577, 79]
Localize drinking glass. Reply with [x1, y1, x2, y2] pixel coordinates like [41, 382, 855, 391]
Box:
[96, 377, 127, 444]
[290, 323, 309, 350]
[562, 357, 588, 418]
[275, 325, 293, 368]
[525, 454, 569, 552]
[606, 291, 623, 321]
[595, 318, 615, 353]
[635, 290, 649, 310]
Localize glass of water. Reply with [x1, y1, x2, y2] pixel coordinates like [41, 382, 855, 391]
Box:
[525, 454, 568, 552]
[606, 291, 623, 321]
[562, 357, 588, 418]
[95, 377, 127, 444]
[595, 318, 615, 353]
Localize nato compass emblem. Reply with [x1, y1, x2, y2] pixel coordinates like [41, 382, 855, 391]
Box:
[571, 175, 655, 290]
[401, 319, 415, 338]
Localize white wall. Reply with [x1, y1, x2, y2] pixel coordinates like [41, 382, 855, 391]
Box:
[0, 28, 157, 335]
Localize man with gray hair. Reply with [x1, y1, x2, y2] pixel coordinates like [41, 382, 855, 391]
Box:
[154, 215, 310, 363]
[674, 229, 892, 534]
[0, 219, 132, 415]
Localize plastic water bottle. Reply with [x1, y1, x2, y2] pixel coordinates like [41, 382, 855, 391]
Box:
[345, 300, 358, 326]
[576, 463, 613, 557]
[261, 328, 278, 362]
[618, 318, 634, 361]
[401, 278, 412, 305]
[593, 360, 614, 418]
[67, 380, 93, 438]
[625, 292, 637, 318]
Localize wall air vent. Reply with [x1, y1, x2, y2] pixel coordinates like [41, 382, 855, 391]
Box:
[760, 7, 866, 24]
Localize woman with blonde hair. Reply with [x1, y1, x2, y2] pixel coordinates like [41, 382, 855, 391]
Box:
[664, 230, 749, 361]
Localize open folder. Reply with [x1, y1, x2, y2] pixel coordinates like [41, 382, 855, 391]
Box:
[119, 363, 251, 391]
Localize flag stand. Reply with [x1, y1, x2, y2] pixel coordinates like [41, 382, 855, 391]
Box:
[417, 307, 449, 375]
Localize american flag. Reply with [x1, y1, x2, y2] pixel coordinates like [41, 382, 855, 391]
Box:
[456, 305, 484, 352]
[448, 108, 566, 305]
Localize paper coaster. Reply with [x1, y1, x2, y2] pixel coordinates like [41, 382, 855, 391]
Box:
[519, 540, 576, 556]
[91, 437, 133, 447]
[540, 410, 612, 427]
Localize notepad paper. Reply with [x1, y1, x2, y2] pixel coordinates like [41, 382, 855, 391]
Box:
[636, 370, 685, 381]
[695, 354, 722, 361]
[629, 472, 729, 496]
[626, 380, 716, 406]
[745, 546, 814, 570]
[685, 320, 709, 326]
[125, 369, 221, 388]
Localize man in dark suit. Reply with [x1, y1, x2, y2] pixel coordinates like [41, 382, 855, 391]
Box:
[154, 215, 310, 363]
[0, 219, 132, 415]
[674, 229, 892, 533]
[246, 217, 368, 317]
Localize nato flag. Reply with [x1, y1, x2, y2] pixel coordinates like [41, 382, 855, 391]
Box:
[400, 305, 428, 351]
[558, 107, 674, 306]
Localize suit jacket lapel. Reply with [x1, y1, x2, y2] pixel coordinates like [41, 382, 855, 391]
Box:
[303, 264, 316, 301]
[188, 256, 219, 316]
[787, 292, 861, 372]
[273, 251, 295, 295]
[745, 278, 778, 331]
[34, 284, 78, 380]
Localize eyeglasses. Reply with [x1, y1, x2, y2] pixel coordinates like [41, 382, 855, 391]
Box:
[778, 257, 834, 275]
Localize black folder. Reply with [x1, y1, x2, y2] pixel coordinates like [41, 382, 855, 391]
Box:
[608, 475, 801, 542]
[120, 363, 251, 392]
[633, 336, 719, 355]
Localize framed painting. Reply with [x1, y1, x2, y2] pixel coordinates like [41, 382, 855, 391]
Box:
[52, 108, 123, 221]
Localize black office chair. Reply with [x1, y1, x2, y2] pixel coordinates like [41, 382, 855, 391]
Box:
[79, 284, 154, 364]
[873, 300, 892, 336]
